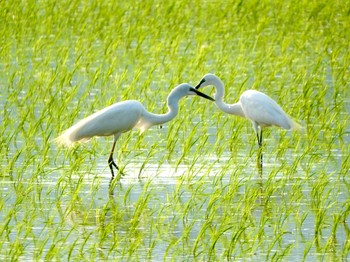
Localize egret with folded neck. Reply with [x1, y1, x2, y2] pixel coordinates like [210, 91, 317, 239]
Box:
[195, 73, 301, 169]
[56, 83, 214, 180]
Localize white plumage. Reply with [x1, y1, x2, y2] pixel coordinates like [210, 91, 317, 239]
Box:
[239, 90, 301, 131]
[195, 73, 301, 147]
[56, 83, 214, 179]
[56, 100, 145, 145]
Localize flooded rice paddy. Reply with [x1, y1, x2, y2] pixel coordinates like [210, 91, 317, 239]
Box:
[1, 0, 349, 260]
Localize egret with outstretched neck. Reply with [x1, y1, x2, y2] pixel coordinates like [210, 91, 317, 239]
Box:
[195, 73, 301, 169]
[56, 83, 214, 179]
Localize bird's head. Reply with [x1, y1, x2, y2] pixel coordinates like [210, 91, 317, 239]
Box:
[194, 73, 225, 101]
[170, 83, 215, 101]
[194, 73, 219, 89]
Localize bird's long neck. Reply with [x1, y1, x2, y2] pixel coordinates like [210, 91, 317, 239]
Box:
[142, 94, 180, 127]
[154, 99, 179, 125]
[213, 78, 245, 117]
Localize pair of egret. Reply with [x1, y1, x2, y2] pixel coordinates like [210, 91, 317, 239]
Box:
[57, 74, 301, 179]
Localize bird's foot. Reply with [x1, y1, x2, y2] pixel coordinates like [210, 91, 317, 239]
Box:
[108, 158, 125, 179]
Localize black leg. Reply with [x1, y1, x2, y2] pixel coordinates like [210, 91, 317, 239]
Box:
[256, 128, 263, 175]
[108, 141, 119, 179]
[108, 156, 119, 179]
[258, 129, 263, 147]
[257, 147, 263, 174]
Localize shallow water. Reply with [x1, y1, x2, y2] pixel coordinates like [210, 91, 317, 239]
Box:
[1, 143, 349, 261]
[1, 1, 349, 260]
[0, 89, 349, 260]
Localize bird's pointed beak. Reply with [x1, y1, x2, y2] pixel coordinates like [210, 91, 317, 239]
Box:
[194, 79, 206, 90]
[190, 87, 215, 101]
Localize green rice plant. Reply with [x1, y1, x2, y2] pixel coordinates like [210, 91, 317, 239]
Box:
[0, 0, 349, 260]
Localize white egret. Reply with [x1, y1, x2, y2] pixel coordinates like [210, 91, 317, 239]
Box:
[195, 73, 302, 148]
[56, 83, 214, 179]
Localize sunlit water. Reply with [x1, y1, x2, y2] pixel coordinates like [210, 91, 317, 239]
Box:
[1, 83, 349, 260]
[1, 139, 349, 261]
[1, 22, 349, 261]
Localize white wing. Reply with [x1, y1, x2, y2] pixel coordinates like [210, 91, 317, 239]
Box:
[240, 90, 296, 130]
[57, 100, 145, 145]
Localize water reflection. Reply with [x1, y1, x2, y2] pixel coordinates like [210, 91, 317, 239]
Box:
[0, 152, 348, 261]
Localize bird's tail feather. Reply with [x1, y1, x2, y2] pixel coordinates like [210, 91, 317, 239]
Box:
[290, 120, 303, 132]
[55, 124, 90, 147]
[55, 131, 76, 147]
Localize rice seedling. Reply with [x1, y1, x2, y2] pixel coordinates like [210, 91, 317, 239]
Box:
[1, 0, 349, 260]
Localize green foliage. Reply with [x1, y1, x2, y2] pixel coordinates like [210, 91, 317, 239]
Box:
[0, 0, 349, 260]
